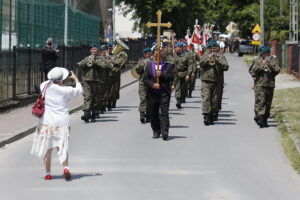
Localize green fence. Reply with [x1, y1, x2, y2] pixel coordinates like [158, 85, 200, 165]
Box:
[0, 0, 101, 51]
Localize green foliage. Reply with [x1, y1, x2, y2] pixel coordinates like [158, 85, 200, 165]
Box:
[116, 0, 291, 39]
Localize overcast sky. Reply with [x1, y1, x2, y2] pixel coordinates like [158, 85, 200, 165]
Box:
[115, 4, 142, 38]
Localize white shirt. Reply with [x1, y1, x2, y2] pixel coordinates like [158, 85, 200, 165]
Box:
[39, 80, 83, 127]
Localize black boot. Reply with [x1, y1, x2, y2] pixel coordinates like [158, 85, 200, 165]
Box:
[264, 116, 269, 127]
[91, 112, 97, 122]
[112, 100, 117, 108]
[188, 91, 192, 98]
[107, 102, 112, 111]
[212, 113, 218, 121]
[209, 114, 215, 125]
[81, 111, 91, 122]
[254, 116, 259, 125]
[176, 99, 182, 109]
[140, 112, 146, 124]
[181, 98, 186, 103]
[257, 116, 265, 128]
[152, 131, 161, 138]
[203, 114, 210, 126]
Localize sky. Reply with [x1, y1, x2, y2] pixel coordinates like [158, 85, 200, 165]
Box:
[115, 4, 142, 38]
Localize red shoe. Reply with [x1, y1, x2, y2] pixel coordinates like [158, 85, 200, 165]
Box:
[63, 168, 71, 180]
[44, 174, 52, 180]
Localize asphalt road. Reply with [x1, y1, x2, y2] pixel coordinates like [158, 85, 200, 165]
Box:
[1, 53, 300, 200]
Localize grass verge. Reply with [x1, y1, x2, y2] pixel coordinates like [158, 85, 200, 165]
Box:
[272, 88, 300, 173]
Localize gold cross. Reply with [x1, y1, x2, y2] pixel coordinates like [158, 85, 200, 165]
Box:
[146, 10, 172, 83]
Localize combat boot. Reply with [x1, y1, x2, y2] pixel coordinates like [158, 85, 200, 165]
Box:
[257, 116, 265, 128]
[112, 100, 117, 108]
[188, 91, 192, 98]
[162, 131, 169, 141]
[212, 112, 218, 121]
[140, 112, 146, 124]
[81, 110, 91, 123]
[263, 115, 269, 128]
[181, 98, 186, 103]
[107, 102, 112, 111]
[203, 114, 210, 126]
[90, 112, 97, 122]
[176, 99, 182, 109]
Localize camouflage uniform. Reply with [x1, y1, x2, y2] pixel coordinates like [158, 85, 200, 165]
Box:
[77, 55, 113, 121]
[187, 51, 199, 98]
[249, 55, 280, 127]
[173, 52, 193, 108]
[136, 58, 151, 122]
[199, 51, 228, 125]
[216, 52, 229, 112]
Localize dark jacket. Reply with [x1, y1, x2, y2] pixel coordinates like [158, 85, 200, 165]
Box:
[41, 46, 59, 72]
[142, 60, 174, 94]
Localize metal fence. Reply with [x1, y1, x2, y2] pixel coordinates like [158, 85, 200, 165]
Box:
[0, 45, 90, 103]
[1, 0, 101, 51]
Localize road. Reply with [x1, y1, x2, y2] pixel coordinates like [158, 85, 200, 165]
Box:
[1, 54, 300, 200]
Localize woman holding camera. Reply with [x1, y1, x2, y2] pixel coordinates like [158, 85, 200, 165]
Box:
[31, 67, 83, 180]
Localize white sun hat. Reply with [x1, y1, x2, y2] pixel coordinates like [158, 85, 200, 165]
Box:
[47, 67, 69, 81]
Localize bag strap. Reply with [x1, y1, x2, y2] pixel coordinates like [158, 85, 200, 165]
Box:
[41, 82, 51, 97]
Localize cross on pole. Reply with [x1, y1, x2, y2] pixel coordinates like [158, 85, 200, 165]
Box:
[146, 10, 172, 83]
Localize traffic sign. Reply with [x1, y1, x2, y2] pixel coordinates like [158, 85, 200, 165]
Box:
[252, 40, 261, 45]
[251, 24, 261, 34]
[252, 33, 260, 41]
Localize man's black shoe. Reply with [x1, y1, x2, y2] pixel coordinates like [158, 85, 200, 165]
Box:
[257, 116, 265, 128]
[81, 111, 91, 123]
[152, 131, 161, 138]
[162, 132, 169, 140]
[176, 99, 182, 109]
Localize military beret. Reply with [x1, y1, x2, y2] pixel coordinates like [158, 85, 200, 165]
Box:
[260, 46, 271, 55]
[207, 40, 218, 48]
[98, 45, 106, 51]
[175, 42, 183, 47]
[143, 47, 151, 53]
[90, 44, 98, 49]
[182, 41, 188, 46]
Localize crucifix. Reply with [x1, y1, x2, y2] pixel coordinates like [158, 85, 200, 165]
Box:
[146, 10, 172, 83]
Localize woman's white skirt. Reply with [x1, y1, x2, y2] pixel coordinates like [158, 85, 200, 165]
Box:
[31, 124, 70, 164]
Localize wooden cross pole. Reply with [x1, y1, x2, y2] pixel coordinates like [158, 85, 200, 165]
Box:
[146, 10, 172, 83]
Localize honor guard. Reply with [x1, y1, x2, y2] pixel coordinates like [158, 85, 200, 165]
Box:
[249, 46, 280, 128]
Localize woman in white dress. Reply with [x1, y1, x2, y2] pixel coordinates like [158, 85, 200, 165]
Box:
[31, 67, 83, 180]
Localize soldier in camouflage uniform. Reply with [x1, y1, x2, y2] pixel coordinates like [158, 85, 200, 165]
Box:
[249, 46, 280, 128]
[77, 46, 113, 122]
[185, 44, 199, 98]
[172, 42, 193, 109]
[215, 45, 229, 120]
[199, 40, 228, 125]
[135, 47, 152, 123]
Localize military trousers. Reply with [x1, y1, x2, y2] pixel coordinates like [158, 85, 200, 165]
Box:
[108, 72, 121, 101]
[148, 92, 171, 134]
[188, 77, 196, 94]
[82, 81, 101, 112]
[201, 80, 218, 115]
[254, 86, 274, 118]
[217, 82, 224, 110]
[139, 80, 148, 113]
[175, 77, 188, 100]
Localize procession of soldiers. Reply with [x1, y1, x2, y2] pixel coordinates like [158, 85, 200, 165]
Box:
[75, 11, 280, 141]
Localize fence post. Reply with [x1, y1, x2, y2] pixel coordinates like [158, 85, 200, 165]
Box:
[27, 46, 32, 94]
[287, 43, 293, 74]
[12, 46, 17, 99]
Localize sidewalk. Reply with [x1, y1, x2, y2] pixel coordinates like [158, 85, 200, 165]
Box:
[0, 70, 137, 148]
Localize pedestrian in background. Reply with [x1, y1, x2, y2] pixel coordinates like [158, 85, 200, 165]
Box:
[41, 38, 59, 80]
[31, 67, 83, 180]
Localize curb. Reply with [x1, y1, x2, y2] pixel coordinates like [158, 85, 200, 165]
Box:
[283, 120, 300, 155]
[0, 79, 138, 149]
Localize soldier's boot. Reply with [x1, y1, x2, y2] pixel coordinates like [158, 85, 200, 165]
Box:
[95, 111, 100, 119]
[257, 116, 265, 128]
[140, 112, 146, 124]
[176, 99, 182, 109]
[263, 115, 269, 127]
[146, 114, 151, 123]
[188, 91, 192, 98]
[209, 114, 215, 125]
[152, 131, 161, 139]
[81, 110, 91, 123]
[181, 98, 186, 103]
[107, 102, 112, 111]
[112, 100, 117, 108]
[90, 112, 97, 123]
[203, 114, 210, 126]
[212, 112, 219, 121]
[162, 131, 169, 141]
[254, 116, 259, 125]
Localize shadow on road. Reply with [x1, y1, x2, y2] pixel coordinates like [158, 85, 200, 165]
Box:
[51, 173, 102, 181]
[170, 125, 189, 129]
[169, 112, 185, 115]
[214, 121, 237, 125]
[117, 106, 138, 109]
[111, 109, 131, 112]
[167, 136, 187, 140]
[96, 119, 118, 122]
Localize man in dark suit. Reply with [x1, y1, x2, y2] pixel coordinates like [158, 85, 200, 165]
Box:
[142, 46, 174, 140]
[41, 38, 59, 80]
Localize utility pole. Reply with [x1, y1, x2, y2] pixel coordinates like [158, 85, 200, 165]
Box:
[64, 0, 69, 46]
[289, 0, 298, 43]
[112, 0, 116, 41]
[280, 0, 284, 16]
[260, 0, 264, 45]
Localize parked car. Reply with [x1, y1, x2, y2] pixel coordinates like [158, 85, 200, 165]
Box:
[238, 40, 254, 56]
